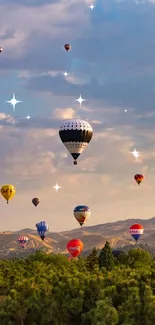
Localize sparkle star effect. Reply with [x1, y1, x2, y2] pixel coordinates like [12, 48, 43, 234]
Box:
[124, 109, 128, 113]
[26, 115, 31, 120]
[52, 183, 62, 192]
[75, 95, 86, 106]
[6, 93, 22, 112]
[131, 149, 140, 159]
[89, 4, 95, 10]
[63, 72, 69, 77]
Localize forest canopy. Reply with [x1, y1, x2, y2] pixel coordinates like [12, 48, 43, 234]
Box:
[0, 242, 155, 325]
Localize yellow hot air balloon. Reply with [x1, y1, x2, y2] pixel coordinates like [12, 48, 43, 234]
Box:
[1, 185, 16, 203]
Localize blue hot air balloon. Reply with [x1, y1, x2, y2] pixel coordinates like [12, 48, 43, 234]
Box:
[36, 221, 49, 241]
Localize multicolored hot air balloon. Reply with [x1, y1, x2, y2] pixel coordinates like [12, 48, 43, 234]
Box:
[67, 239, 83, 258]
[130, 224, 144, 242]
[1, 185, 16, 203]
[36, 221, 49, 241]
[32, 197, 40, 207]
[18, 236, 28, 248]
[64, 44, 71, 51]
[59, 119, 93, 165]
[74, 205, 91, 228]
[134, 174, 144, 186]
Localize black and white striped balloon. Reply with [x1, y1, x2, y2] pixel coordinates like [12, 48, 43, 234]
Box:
[59, 119, 93, 165]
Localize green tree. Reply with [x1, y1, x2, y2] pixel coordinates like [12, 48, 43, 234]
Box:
[82, 298, 118, 325]
[99, 242, 114, 270]
[86, 247, 99, 271]
[127, 248, 152, 268]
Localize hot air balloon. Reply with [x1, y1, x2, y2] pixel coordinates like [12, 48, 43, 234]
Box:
[134, 174, 144, 186]
[18, 236, 28, 248]
[64, 44, 71, 51]
[1, 185, 16, 203]
[32, 197, 40, 207]
[0, 47, 3, 53]
[59, 119, 93, 165]
[36, 221, 49, 241]
[74, 205, 91, 228]
[130, 224, 144, 242]
[67, 239, 83, 258]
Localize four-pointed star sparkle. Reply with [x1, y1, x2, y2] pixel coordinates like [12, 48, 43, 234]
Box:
[52, 183, 62, 192]
[26, 115, 31, 120]
[76, 95, 86, 106]
[64, 72, 69, 77]
[89, 4, 95, 10]
[6, 93, 22, 112]
[131, 148, 140, 159]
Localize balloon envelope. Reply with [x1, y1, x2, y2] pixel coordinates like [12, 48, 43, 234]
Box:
[59, 119, 93, 164]
[18, 235, 28, 248]
[74, 205, 90, 227]
[36, 221, 49, 240]
[130, 224, 144, 241]
[67, 239, 83, 258]
[1, 184, 16, 203]
[64, 44, 71, 51]
[32, 197, 40, 206]
[134, 174, 144, 185]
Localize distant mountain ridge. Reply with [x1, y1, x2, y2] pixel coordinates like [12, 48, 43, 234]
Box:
[0, 217, 155, 258]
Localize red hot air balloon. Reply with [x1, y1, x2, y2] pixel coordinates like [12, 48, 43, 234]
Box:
[130, 224, 144, 242]
[134, 174, 144, 186]
[64, 44, 71, 51]
[67, 239, 83, 258]
[18, 235, 28, 248]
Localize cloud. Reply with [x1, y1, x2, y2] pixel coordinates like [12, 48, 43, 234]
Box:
[53, 107, 77, 119]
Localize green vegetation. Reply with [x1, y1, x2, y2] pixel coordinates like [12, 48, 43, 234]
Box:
[0, 242, 155, 325]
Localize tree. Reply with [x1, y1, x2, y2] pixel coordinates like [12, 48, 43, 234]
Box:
[82, 298, 118, 325]
[99, 242, 114, 270]
[86, 247, 99, 271]
[127, 248, 152, 268]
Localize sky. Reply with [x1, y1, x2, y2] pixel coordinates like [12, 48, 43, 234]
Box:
[0, 0, 155, 232]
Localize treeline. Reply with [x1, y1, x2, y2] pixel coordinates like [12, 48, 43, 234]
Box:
[0, 242, 155, 324]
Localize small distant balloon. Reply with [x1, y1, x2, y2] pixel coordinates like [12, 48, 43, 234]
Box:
[1, 185, 16, 203]
[134, 174, 144, 186]
[130, 224, 144, 242]
[0, 47, 3, 53]
[64, 44, 71, 51]
[74, 205, 91, 228]
[18, 236, 28, 248]
[32, 197, 40, 207]
[36, 221, 49, 241]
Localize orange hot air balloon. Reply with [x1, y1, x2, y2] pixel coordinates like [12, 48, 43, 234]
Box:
[64, 44, 71, 51]
[134, 174, 144, 186]
[67, 239, 83, 258]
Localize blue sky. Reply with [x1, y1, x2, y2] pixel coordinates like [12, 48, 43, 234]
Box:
[0, 0, 155, 232]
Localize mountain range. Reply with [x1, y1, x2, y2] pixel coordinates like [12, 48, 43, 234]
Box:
[1, 217, 155, 258]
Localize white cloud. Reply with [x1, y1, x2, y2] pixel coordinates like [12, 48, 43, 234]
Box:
[53, 107, 77, 119]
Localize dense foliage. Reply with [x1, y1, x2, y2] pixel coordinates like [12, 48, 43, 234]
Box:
[0, 242, 155, 325]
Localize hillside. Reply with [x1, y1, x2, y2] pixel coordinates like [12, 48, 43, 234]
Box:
[0, 217, 155, 258]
